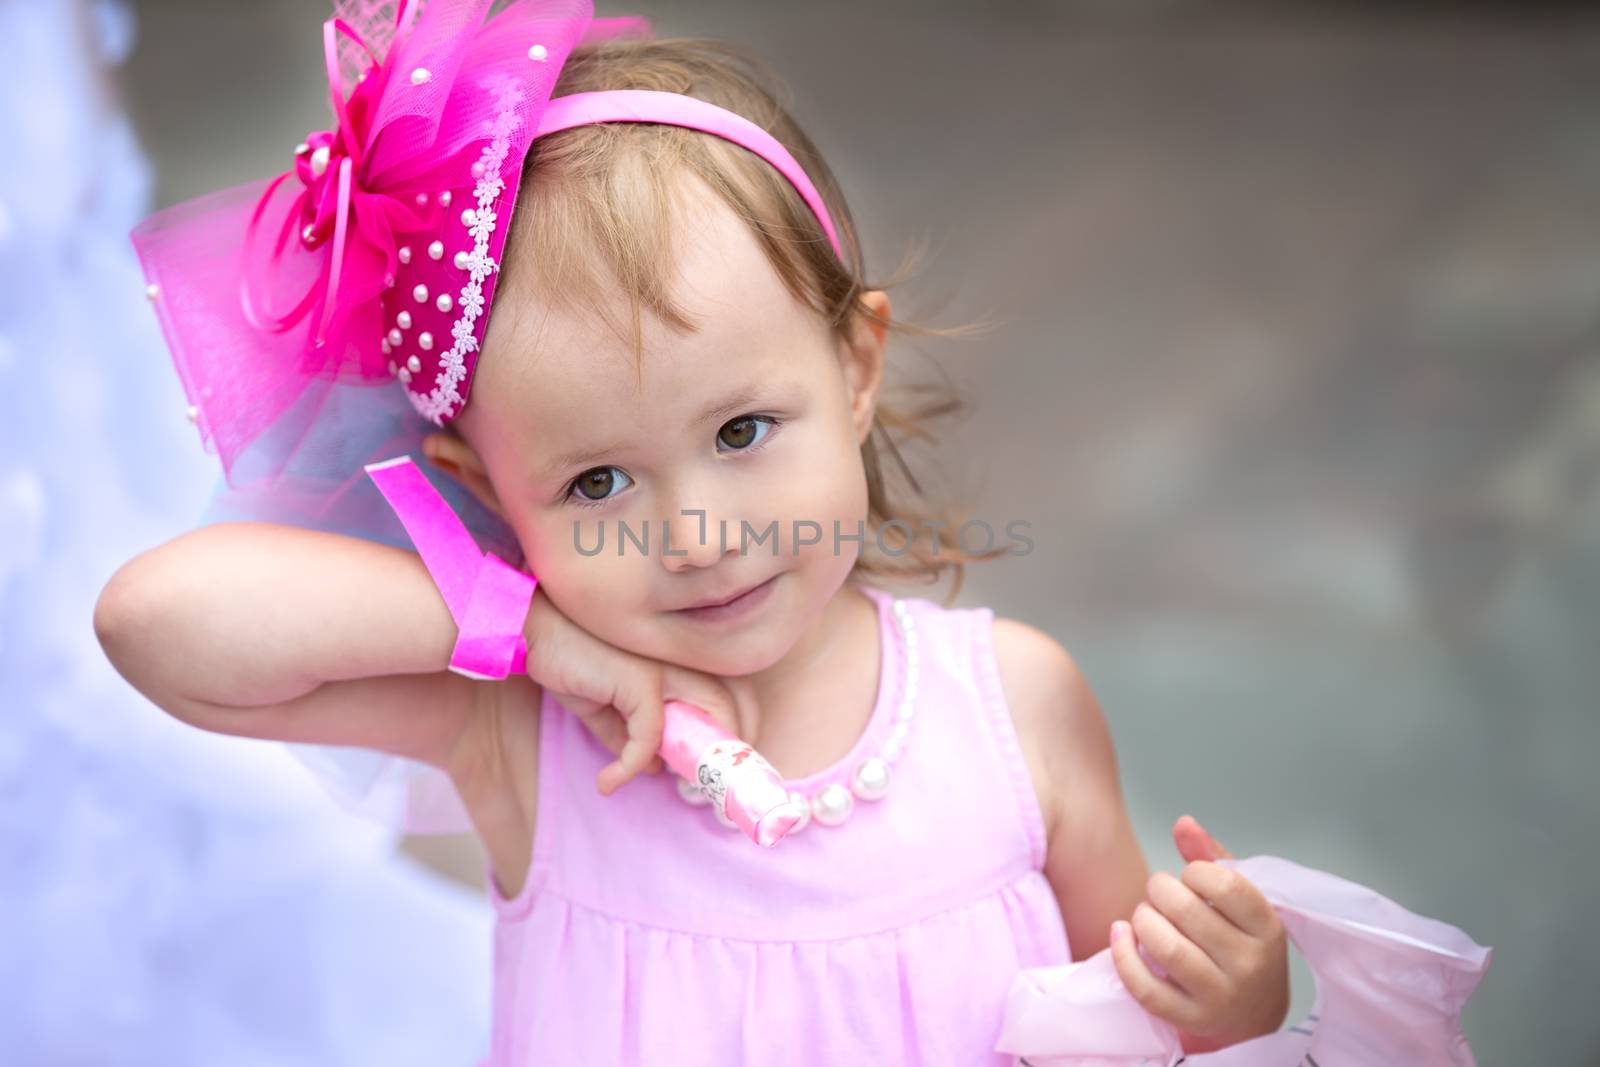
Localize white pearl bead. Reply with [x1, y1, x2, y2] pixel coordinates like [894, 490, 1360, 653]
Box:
[418, 331, 434, 351]
[387, 327, 402, 346]
[786, 791, 812, 833]
[851, 757, 891, 801]
[396, 310, 412, 329]
[144, 283, 159, 301]
[398, 246, 412, 264]
[471, 161, 486, 179]
[185, 405, 199, 423]
[461, 208, 476, 227]
[406, 355, 422, 374]
[890, 721, 910, 746]
[428, 240, 444, 261]
[811, 783, 854, 827]
[415, 192, 429, 208]
[294, 142, 308, 156]
[301, 224, 317, 244]
[438, 190, 452, 207]
[528, 43, 548, 61]
[454, 251, 471, 270]
[412, 283, 429, 303]
[897, 701, 915, 721]
[675, 776, 710, 805]
[883, 735, 904, 762]
[308, 144, 330, 180]
[398, 367, 412, 383]
[436, 294, 454, 313]
[410, 67, 431, 85]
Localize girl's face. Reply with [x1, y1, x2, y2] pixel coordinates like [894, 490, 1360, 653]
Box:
[442, 177, 887, 678]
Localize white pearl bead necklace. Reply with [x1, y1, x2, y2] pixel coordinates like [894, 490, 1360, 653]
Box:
[676, 595, 918, 834]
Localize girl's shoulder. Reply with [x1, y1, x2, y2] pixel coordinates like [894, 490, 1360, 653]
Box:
[446, 675, 544, 901]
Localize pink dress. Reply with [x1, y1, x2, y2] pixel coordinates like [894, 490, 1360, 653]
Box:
[481, 582, 1072, 1065]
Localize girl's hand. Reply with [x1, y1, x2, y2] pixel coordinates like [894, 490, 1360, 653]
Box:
[1108, 815, 1289, 1054]
[522, 587, 741, 796]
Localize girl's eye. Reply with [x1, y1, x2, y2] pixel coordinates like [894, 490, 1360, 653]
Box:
[717, 414, 778, 452]
[564, 415, 778, 506]
[567, 466, 633, 505]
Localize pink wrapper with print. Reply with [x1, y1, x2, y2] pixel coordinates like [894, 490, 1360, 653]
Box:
[660, 700, 807, 847]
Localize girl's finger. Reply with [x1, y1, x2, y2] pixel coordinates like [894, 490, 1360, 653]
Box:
[552, 692, 659, 787]
[605, 667, 665, 794]
[1180, 860, 1277, 939]
[1108, 920, 1198, 1030]
[569, 703, 627, 757]
[1146, 870, 1251, 965]
[1129, 901, 1227, 1004]
[573, 705, 634, 796]
[595, 711, 651, 795]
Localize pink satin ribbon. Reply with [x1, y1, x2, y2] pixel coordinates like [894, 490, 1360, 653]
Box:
[364, 454, 536, 679]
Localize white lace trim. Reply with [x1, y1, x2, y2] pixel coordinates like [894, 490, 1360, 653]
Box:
[407, 75, 524, 425]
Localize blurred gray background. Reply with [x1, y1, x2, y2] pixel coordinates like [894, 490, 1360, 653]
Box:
[117, 1, 1599, 1062]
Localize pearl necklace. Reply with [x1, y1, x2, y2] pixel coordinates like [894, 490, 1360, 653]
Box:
[675, 596, 918, 832]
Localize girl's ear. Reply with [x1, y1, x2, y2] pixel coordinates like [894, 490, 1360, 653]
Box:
[842, 289, 890, 446]
[421, 429, 507, 519]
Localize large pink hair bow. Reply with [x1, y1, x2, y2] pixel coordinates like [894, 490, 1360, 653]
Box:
[133, 0, 644, 483]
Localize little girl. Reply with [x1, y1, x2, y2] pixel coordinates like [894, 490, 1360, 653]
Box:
[96, 3, 1291, 1063]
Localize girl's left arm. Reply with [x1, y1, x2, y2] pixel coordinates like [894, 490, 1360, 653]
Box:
[992, 619, 1289, 1054]
[992, 618, 1149, 960]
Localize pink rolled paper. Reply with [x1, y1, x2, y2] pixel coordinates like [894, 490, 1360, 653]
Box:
[660, 700, 807, 847]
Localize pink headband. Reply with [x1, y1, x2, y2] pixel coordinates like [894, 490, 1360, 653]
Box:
[132, 0, 845, 486]
[384, 88, 845, 426]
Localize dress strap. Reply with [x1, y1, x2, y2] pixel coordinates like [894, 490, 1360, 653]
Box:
[968, 606, 1050, 871]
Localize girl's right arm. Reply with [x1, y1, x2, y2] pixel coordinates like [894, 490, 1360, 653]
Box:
[94, 520, 746, 791]
[94, 521, 484, 770]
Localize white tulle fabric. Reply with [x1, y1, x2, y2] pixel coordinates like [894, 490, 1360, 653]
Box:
[0, 3, 491, 1061]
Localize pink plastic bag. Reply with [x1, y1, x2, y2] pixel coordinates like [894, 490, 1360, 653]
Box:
[995, 855, 1491, 1067]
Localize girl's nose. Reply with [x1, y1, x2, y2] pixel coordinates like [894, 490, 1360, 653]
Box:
[658, 508, 739, 572]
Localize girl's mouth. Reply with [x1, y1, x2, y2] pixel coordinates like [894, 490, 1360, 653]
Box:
[671, 574, 779, 624]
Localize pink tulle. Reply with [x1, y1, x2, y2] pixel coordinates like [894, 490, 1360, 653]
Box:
[995, 855, 1492, 1066]
[131, 0, 646, 500]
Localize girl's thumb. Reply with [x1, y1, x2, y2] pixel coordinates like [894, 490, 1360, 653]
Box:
[661, 666, 744, 737]
[1173, 813, 1234, 862]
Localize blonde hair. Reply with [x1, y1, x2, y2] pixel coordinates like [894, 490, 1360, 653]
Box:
[497, 36, 1004, 604]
